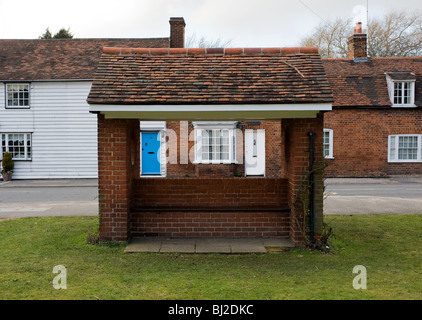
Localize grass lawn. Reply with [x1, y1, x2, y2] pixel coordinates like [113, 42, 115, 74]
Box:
[0, 214, 421, 300]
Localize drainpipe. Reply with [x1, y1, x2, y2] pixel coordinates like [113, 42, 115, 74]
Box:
[307, 132, 315, 244]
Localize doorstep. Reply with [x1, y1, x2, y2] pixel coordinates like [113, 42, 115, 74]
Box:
[125, 237, 294, 253]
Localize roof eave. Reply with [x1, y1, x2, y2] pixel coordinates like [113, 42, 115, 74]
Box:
[88, 103, 332, 120]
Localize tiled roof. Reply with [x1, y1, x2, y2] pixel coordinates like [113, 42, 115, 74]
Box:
[0, 38, 169, 81]
[386, 72, 416, 81]
[322, 57, 422, 107]
[87, 47, 334, 105]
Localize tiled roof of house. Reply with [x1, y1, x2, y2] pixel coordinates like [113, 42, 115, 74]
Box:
[0, 38, 169, 81]
[322, 57, 422, 107]
[87, 47, 334, 105]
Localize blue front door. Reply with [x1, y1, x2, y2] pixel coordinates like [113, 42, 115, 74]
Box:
[142, 132, 160, 175]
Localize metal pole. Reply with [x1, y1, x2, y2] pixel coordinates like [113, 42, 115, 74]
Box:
[307, 132, 315, 244]
[367, 0, 370, 55]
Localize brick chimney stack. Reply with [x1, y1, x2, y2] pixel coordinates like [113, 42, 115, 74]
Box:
[348, 22, 367, 59]
[169, 17, 186, 48]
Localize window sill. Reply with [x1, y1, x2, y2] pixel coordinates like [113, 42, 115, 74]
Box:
[193, 161, 237, 165]
[140, 175, 166, 178]
[391, 104, 417, 108]
[324, 156, 335, 160]
[388, 160, 422, 163]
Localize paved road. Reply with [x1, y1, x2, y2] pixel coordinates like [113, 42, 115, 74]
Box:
[0, 176, 421, 218]
[324, 176, 422, 215]
[0, 179, 98, 219]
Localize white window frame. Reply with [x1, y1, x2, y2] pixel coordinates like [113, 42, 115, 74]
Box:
[193, 121, 237, 164]
[388, 134, 422, 163]
[386, 77, 416, 108]
[5, 83, 30, 109]
[1, 133, 32, 161]
[323, 129, 334, 159]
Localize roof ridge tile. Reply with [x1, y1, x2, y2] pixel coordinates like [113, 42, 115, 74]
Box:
[101, 47, 320, 56]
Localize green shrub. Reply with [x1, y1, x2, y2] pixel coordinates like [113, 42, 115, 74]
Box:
[1, 152, 14, 172]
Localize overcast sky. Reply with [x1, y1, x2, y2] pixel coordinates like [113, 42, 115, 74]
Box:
[0, 0, 420, 47]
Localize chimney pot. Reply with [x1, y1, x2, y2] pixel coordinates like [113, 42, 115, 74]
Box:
[354, 22, 363, 34]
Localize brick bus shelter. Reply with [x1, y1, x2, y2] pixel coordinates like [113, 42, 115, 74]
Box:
[87, 46, 333, 247]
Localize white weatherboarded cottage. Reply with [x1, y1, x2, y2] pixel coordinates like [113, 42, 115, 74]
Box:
[0, 25, 179, 179]
[0, 81, 97, 179]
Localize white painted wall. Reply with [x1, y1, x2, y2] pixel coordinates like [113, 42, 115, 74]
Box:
[0, 81, 98, 179]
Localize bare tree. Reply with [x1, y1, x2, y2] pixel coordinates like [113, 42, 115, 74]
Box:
[300, 10, 422, 58]
[300, 18, 351, 58]
[186, 33, 233, 48]
[368, 11, 422, 57]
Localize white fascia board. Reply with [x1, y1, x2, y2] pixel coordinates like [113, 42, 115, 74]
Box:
[140, 121, 166, 131]
[89, 103, 332, 113]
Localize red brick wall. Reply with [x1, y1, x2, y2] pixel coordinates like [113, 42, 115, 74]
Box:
[131, 177, 290, 238]
[166, 121, 196, 177]
[324, 108, 422, 177]
[194, 164, 239, 177]
[97, 114, 140, 242]
[166, 120, 283, 178]
[282, 114, 324, 246]
[132, 177, 289, 209]
[131, 211, 290, 238]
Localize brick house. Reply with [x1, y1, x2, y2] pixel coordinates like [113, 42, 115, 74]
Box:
[87, 44, 334, 245]
[322, 23, 422, 177]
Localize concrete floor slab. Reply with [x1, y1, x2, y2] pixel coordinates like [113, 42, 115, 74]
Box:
[125, 238, 293, 254]
[160, 239, 196, 253]
[196, 239, 231, 253]
[125, 238, 162, 253]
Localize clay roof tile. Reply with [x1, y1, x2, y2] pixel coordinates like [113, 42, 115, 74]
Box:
[87, 47, 333, 105]
[322, 57, 422, 107]
[0, 38, 170, 80]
